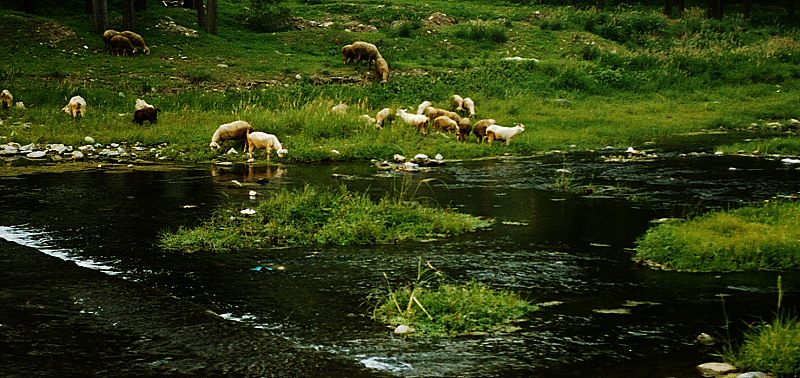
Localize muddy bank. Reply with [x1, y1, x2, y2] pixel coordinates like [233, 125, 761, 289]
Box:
[0, 239, 391, 378]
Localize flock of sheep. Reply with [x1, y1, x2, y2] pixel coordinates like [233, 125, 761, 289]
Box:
[357, 94, 525, 146]
[1, 35, 525, 164]
[102, 29, 150, 56]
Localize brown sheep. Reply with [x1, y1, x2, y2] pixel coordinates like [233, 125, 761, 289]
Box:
[432, 116, 458, 133]
[375, 56, 390, 83]
[472, 119, 496, 142]
[132, 107, 161, 125]
[109, 35, 134, 56]
[457, 118, 472, 141]
[1, 89, 13, 109]
[341, 44, 357, 64]
[343, 41, 381, 66]
[102, 29, 119, 52]
[119, 31, 150, 55]
[423, 107, 461, 130]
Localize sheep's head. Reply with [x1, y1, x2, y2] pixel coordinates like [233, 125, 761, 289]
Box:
[209, 141, 221, 150]
[277, 148, 288, 158]
[515, 123, 525, 129]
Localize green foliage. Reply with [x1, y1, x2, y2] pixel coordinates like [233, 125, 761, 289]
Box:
[727, 315, 800, 375]
[159, 185, 491, 252]
[634, 201, 800, 272]
[244, 0, 293, 32]
[371, 260, 537, 337]
[450, 20, 508, 44]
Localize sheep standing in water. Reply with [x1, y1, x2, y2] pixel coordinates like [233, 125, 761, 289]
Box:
[247, 131, 288, 161]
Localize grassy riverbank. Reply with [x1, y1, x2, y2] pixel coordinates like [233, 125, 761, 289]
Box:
[2, 1, 800, 162]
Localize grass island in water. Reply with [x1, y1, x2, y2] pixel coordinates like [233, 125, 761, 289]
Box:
[159, 185, 491, 252]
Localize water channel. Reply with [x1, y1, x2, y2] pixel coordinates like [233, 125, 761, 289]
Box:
[1, 151, 799, 377]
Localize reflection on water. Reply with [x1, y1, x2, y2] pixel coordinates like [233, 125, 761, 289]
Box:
[1, 155, 799, 377]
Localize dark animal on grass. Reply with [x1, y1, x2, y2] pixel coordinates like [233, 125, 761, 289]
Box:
[132, 107, 161, 125]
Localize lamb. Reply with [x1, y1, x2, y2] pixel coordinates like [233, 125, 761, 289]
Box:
[396, 108, 429, 134]
[109, 35, 134, 56]
[462, 97, 476, 118]
[457, 118, 472, 141]
[342, 41, 381, 65]
[423, 107, 462, 131]
[247, 131, 288, 161]
[119, 31, 150, 55]
[486, 123, 525, 145]
[102, 29, 119, 52]
[210, 120, 253, 151]
[62, 95, 87, 118]
[375, 56, 390, 83]
[375, 107, 393, 128]
[472, 119, 496, 142]
[433, 115, 458, 133]
[452, 94, 464, 111]
[1, 89, 13, 109]
[133, 107, 161, 125]
[416, 101, 432, 115]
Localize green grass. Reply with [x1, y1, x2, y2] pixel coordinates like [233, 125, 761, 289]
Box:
[724, 314, 800, 375]
[634, 201, 800, 272]
[2, 1, 800, 162]
[372, 261, 537, 337]
[159, 185, 491, 252]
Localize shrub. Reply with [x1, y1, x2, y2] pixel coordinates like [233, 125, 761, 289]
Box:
[245, 0, 293, 33]
[451, 20, 508, 44]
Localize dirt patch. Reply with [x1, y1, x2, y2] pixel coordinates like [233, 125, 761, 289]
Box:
[155, 20, 199, 37]
[423, 12, 457, 29]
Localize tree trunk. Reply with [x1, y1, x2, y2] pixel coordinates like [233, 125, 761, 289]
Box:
[664, 0, 673, 17]
[676, 0, 685, 16]
[743, 0, 752, 19]
[207, 0, 218, 35]
[789, 0, 796, 23]
[123, 0, 135, 29]
[707, 0, 723, 18]
[92, 0, 109, 31]
[134, 0, 147, 11]
[196, 0, 207, 29]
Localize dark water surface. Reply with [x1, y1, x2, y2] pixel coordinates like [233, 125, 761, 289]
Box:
[1, 153, 799, 377]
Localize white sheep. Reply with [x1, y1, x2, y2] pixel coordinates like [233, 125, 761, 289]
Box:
[1, 89, 13, 109]
[375, 107, 393, 128]
[396, 108, 429, 134]
[452, 94, 464, 111]
[416, 100, 432, 115]
[331, 103, 349, 114]
[210, 120, 253, 150]
[486, 123, 525, 145]
[462, 97, 476, 118]
[62, 95, 87, 118]
[247, 131, 288, 161]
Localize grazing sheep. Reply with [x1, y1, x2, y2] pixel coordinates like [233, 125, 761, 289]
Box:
[109, 35, 134, 56]
[486, 123, 525, 145]
[423, 107, 461, 131]
[331, 103, 349, 114]
[343, 41, 381, 65]
[396, 108, 429, 134]
[452, 94, 464, 111]
[62, 95, 87, 118]
[433, 115, 458, 133]
[135, 98, 153, 110]
[375, 56, 390, 83]
[102, 29, 119, 52]
[247, 131, 287, 161]
[472, 119, 496, 142]
[462, 97, 476, 118]
[210, 120, 253, 151]
[341, 44, 357, 64]
[119, 31, 150, 55]
[375, 107, 393, 128]
[457, 118, 472, 141]
[132, 107, 161, 125]
[1, 89, 13, 109]
[416, 101, 432, 115]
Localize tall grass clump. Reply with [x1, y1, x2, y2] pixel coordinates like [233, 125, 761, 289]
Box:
[371, 260, 537, 337]
[634, 201, 800, 272]
[723, 278, 800, 375]
[159, 185, 491, 252]
[450, 20, 508, 44]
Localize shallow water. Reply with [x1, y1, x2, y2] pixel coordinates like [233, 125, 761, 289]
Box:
[1, 152, 799, 377]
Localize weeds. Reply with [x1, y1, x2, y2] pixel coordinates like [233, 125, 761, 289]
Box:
[371, 258, 537, 337]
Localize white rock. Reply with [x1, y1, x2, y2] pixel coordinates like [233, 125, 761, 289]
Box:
[240, 208, 256, 215]
[71, 151, 84, 160]
[249, 190, 258, 196]
[15, 102, 25, 109]
[781, 158, 800, 164]
[393, 154, 406, 163]
[394, 324, 414, 335]
[737, 372, 768, 378]
[401, 162, 420, 172]
[697, 362, 737, 377]
[226, 148, 238, 155]
[26, 151, 46, 158]
[331, 149, 340, 155]
[434, 153, 444, 160]
[413, 153, 429, 161]
[696, 333, 717, 345]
